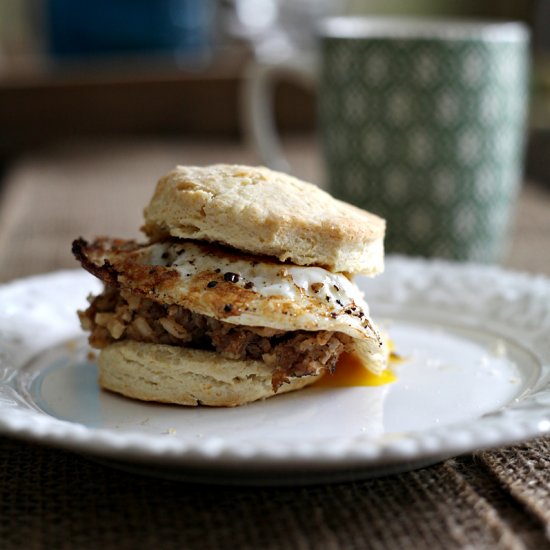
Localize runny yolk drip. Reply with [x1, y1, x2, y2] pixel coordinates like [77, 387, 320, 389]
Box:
[315, 351, 397, 388]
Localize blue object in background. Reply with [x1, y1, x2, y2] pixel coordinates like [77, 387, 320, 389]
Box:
[46, 0, 214, 61]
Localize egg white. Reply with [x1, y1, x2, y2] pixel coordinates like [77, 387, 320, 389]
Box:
[149, 241, 374, 333]
[82, 238, 387, 373]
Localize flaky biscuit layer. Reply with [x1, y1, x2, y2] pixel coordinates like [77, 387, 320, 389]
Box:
[142, 165, 385, 275]
[98, 341, 320, 407]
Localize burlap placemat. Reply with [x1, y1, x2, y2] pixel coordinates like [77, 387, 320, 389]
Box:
[1, 436, 549, 549]
[478, 440, 550, 538]
[1, 140, 550, 548]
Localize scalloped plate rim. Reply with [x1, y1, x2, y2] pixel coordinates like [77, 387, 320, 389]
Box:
[0, 257, 549, 478]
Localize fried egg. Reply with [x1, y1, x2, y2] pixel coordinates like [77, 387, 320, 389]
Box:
[73, 237, 387, 373]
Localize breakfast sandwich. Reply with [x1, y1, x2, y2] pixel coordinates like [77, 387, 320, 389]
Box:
[73, 164, 387, 406]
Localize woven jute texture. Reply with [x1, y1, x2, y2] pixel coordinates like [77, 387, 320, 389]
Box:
[478, 440, 550, 540]
[1, 140, 550, 549]
[1, 436, 549, 550]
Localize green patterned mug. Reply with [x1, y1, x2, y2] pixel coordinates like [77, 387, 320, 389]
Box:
[245, 17, 529, 262]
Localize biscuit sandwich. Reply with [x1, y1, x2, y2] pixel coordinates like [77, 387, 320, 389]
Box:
[73, 164, 387, 406]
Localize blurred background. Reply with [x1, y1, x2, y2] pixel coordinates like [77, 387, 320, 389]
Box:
[0, 0, 548, 281]
[0, 0, 547, 179]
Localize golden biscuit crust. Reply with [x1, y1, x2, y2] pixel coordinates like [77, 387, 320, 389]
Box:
[142, 165, 385, 275]
[98, 341, 321, 407]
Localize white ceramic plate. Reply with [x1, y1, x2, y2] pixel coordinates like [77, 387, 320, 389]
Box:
[1, 258, 549, 485]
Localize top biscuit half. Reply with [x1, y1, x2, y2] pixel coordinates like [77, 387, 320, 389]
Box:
[142, 165, 385, 276]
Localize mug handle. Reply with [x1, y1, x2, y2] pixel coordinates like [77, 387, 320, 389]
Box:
[242, 54, 318, 173]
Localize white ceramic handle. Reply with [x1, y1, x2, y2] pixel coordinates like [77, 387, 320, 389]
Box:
[242, 55, 317, 173]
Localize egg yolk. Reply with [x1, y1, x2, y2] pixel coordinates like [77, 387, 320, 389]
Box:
[315, 351, 397, 388]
